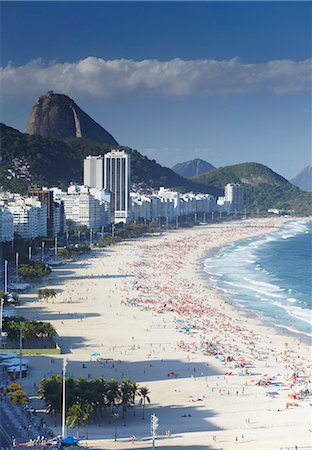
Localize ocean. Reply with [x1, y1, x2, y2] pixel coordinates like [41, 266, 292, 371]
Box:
[203, 220, 312, 337]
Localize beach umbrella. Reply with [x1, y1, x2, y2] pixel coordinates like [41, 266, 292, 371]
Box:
[90, 352, 101, 357]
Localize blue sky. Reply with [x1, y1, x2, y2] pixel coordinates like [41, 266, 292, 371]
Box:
[1, 1, 311, 179]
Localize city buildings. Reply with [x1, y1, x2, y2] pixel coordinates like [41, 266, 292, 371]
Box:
[131, 188, 216, 222]
[224, 183, 244, 213]
[0, 207, 14, 242]
[53, 185, 112, 229]
[104, 150, 131, 224]
[83, 155, 105, 190]
[2, 195, 47, 239]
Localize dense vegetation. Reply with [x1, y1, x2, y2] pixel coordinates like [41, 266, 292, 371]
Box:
[3, 316, 57, 348]
[193, 162, 312, 214]
[38, 375, 151, 430]
[18, 260, 51, 279]
[0, 123, 206, 194]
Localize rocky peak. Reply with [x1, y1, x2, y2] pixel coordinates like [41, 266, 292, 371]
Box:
[27, 91, 118, 146]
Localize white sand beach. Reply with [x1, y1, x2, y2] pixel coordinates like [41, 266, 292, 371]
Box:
[15, 218, 311, 449]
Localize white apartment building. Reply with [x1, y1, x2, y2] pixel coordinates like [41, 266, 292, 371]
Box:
[56, 185, 112, 229]
[224, 183, 244, 213]
[131, 189, 216, 222]
[6, 197, 47, 239]
[104, 150, 131, 224]
[0, 207, 14, 242]
[84, 155, 105, 190]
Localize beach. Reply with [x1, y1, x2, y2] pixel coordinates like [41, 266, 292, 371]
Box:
[15, 217, 311, 449]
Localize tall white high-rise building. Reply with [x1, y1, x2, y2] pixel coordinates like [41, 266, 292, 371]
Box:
[84, 155, 104, 190]
[224, 183, 244, 213]
[104, 150, 131, 224]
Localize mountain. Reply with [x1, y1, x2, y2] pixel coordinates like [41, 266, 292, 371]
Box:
[290, 166, 312, 192]
[0, 124, 207, 195]
[27, 91, 118, 146]
[193, 162, 312, 214]
[172, 159, 215, 178]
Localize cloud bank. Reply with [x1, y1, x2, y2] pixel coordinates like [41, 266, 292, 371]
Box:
[1, 56, 311, 98]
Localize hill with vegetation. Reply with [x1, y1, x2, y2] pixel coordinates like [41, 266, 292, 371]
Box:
[0, 124, 207, 195]
[172, 158, 215, 178]
[193, 162, 312, 214]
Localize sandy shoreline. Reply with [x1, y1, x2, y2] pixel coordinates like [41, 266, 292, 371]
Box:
[13, 217, 311, 449]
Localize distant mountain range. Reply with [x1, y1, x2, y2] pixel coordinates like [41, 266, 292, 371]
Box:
[172, 158, 215, 178]
[290, 166, 312, 192]
[27, 91, 118, 146]
[193, 162, 311, 214]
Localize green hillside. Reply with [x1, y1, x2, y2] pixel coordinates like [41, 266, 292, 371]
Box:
[0, 124, 207, 195]
[193, 162, 312, 214]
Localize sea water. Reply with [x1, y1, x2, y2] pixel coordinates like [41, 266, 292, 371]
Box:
[203, 220, 312, 337]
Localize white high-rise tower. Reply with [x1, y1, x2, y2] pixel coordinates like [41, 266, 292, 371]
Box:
[224, 183, 244, 213]
[84, 155, 104, 190]
[104, 150, 131, 224]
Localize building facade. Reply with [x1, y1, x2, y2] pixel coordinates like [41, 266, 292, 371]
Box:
[104, 150, 131, 224]
[224, 183, 244, 213]
[83, 155, 105, 190]
[0, 207, 14, 242]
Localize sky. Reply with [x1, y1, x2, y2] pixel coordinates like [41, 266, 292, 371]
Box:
[0, 1, 311, 179]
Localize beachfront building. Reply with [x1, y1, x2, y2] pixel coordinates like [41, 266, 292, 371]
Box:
[54, 185, 112, 229]
[131, 189, 217, 223]
[4, 196, 47, 239]
[0, 207, 14, 242]
[224, 183, 244, 213]
[104, 150, 131, 224]
[84, 155, 105, 190]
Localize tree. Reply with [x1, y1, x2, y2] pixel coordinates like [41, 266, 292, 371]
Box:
[105, 379, 120, 417]
[8, 388, 29, 405]
[18, 261, 51, 279]
[38, 288, 56, 301]
[139, 386, 151, 420]
[66, 402, 92, 437]
[38, 375, 62, 414]
[130, 381, 139, 416]
[119, 379, 133, 426]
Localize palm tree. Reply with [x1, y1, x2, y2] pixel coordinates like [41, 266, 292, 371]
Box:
[38, 375, 62, 414]
[38, 288, 56, 301]
[119, 379, 133, 426]
[139, 386, 151, 420]
[105, 379, 120, 419]
[66, 403, 86, 437]
[130, 381, 139, 416]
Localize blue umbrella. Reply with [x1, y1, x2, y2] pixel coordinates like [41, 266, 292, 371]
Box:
[91, 352, 101, 357]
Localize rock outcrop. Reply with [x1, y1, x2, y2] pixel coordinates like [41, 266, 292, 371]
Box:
[27, 91, 118, 146]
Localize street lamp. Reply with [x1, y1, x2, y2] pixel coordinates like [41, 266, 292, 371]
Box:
[0, 298, 4, 350]
[4, 260, 8, 294]
[54, 236, 58, 258]
[19, 322, 23, 380]
[151, 413, 159, 449]
[62, 358, 67, 437]
[41, 241, 45, 261]
[16, 252, 19, 280]
[112, 412, 119, 441]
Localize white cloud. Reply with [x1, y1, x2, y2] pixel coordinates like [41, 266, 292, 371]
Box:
[1, 56, 311, 98]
